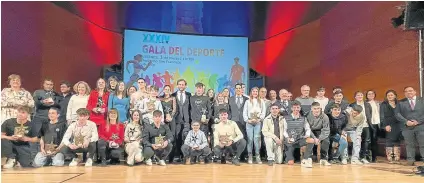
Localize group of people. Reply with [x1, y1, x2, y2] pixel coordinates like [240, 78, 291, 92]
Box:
[1, 73, 423, 169]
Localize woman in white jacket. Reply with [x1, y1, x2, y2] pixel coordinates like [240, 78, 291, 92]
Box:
[243, 87, 266, 164]
[66, 81, 90, 124]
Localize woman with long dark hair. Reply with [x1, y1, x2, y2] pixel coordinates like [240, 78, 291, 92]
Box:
[380, 90, 402, 164]
[97, 109, 125, 166]
[161, 85, 176, 135]
[124, 110, 144, 166]
[86, 78, 109, 127]
[366, 90, 381, 162]
[108, 81, 130, 124]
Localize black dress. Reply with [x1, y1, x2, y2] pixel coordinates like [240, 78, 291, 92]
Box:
[380, 101, 402, 146]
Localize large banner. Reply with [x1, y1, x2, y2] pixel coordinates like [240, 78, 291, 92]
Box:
[123, 29, 249, 94]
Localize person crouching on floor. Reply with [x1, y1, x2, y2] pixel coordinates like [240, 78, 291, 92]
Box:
[124, 110, 144, 166]
[1, 106, 39, 168]
[261, 103, 285, 166]
[283, 101, 315, 168]
[33, 108, 67, 167]
[327, 104, 349, 165]
[306, 102, 331, 166]
[182, 121, 212, 165]
[212, 108, 246, 166]
[97, 108, 125, 166]
[142, 110, 173, 166]
[61, 108, 98, 167]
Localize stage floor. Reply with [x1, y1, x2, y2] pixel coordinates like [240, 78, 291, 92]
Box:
[1, 160, 423, 183]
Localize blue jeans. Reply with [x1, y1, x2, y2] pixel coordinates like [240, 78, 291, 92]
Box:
[33, 152, 65, 167]
[246, 122, 261, 155]
[330, 134, 348, 160]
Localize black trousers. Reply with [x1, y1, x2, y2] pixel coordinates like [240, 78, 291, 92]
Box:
[1, 139, 33, 167]
[61, 142, 96, 160]
[285, 138, 314, 161]
[212, 139, 247, 158]
[386, 124, 403, 147]
[312, 130, 330, 160]
[170, 122, 186, 160]
[402, 125, 424, 163]
[360, 127, 371, 160]
[370, 124, 379, 161]
[97, 139, 123, 160]
[143, 144, 173, 160]
[181, 144, 212, 158]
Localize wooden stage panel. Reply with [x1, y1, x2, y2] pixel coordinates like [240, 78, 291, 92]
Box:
[1, 162, 423, 183]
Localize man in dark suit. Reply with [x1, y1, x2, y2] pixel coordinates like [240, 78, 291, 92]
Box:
[277, 89, 292, 116]
[170, 79, 191, 163]
[228, 83, 249, 160]
[395, 86, 424, 166]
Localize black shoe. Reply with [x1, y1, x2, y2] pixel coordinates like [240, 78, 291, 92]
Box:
[268, 160, 274, 166]
[221, 156, 226, 164]
[100, 159, 107, 167]
[232, 157, 240, 166]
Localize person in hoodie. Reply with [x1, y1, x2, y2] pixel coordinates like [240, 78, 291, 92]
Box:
[33, 108, 67, 167]
[327, 103, 348, 164]
[306, 102, 331, 166]
[190, 82, 212, 135]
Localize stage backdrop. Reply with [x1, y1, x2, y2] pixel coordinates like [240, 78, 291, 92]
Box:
[123, 29, 249, 94]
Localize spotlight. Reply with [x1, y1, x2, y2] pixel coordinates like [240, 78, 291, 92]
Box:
[392, 11, 405, 28]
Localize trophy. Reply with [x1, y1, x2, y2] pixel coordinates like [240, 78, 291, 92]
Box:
[14, 123, 26, 137]
[147, 98, 156, 112]
[288, 129, 298, 143]
[154, 134, 165, 147]
[73, 131, 85, 147]
[45, 137, 57, 155]
[218, 133, 231, 145]
[128, 127, 137, 141]
[96, 98, 104, 113]
[110, 134, 120, 148]
[164, 106, 172, 122]
[201, 108, 207, 123]
[250, 107, 261, 121]
[45, 91, 54, 103]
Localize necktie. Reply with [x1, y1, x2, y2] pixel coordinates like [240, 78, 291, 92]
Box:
[237, 97, 241, 108]
[410, 99, 415, 110]
[179, 92, 184, 104]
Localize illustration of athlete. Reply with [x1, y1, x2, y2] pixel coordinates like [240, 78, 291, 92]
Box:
[217, 74, 229, 93]
[126, 54, 153, 87]
[182, 67, 195, 92]
[152, 73, 165, 89]
[162, 71, 174, 91]
[208, 74, 218, 91]
[229, 57, 245, 86]
[144, 75, 151, 86]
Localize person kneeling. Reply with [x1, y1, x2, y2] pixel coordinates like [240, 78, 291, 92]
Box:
[124, 110, 144, 166]
[142, 110, 173, 166]
[182, 121, 211, 165]
[213, 109, 246, 166]
[262, 103, 285, 166]
[306, 102, 331, 166]
[33, 108, 67, 167]
[61, 108, 98, 167]
[283, 101, 315, 168]
[97, 109, 125, 166]
[1, 106, 39, 168]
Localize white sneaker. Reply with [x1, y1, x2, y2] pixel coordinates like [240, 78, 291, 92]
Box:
[247, 155, 253, 164]
[256, 156, 262, 164]
[301, 159, 313, 168]
[159, 160, 166, 166]
[351, 159, 363, 165]
[361, 159, 370, 164]
[135, 154, 144, 163]
[69, 158, 80, 167]
[85, 158, 93, 167]
[341, 159, 348, 165]
[146, 159, 152, 166]
[320, 159, 331, 166]
[3, 158, 16, 169]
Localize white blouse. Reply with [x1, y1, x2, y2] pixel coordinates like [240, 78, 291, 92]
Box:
[368, 101, 380, 125]
[67, 95, 89, 121]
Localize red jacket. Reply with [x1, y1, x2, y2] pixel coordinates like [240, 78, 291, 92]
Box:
[98, 123, 125, 145]
[86, 90, 109, 126]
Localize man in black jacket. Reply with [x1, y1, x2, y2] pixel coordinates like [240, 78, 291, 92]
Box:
[33, 79, 60, 134]
[57, 81, 73, 122]
[395, 86, 424, 166]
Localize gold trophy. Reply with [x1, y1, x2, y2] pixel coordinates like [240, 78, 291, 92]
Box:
[219, 133, 231, 145]
[154, 134, 165, 147]
[45, 138, 57, 155]
[164, 106, 172, 122]
[147, 98, 156, 112]
[250, 111, 260, 121]
[14, 123, 26, 137]
[45, 91, 54, 103]
[73, 131, 85, 147]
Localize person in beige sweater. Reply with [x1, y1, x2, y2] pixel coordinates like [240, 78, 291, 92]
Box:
[261, 103, 285, 166]
[124, 110, 144, 166]
[213, 108, 246, 166]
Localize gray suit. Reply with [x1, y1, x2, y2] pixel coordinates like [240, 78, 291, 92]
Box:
[395, 97, 424, 163]
[171, 91, 191, 160]
[228, 95, 249, 159]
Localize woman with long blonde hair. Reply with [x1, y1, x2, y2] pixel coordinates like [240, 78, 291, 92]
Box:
[66, 81, 91, 124]
[242, 87, 266, 164]
[97, 108, 125, 166]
